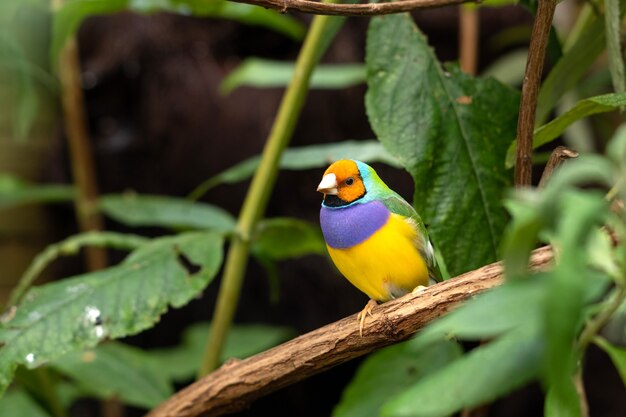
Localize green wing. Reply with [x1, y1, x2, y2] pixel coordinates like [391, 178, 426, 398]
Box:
[381, 193, 443, 283]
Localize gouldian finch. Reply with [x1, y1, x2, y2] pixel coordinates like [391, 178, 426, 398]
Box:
[317, 160, 441, 335]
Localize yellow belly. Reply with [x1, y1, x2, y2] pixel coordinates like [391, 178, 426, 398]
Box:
[326, 214, 428, 301]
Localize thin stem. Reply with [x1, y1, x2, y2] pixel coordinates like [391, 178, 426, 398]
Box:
[459, 6, 479, 75]
[230, 0, 473, 16]
[197, 3, 340, 377]
[578, 286, 626, 351]
[515, 0, 556, 186]
[55, 13, 107, 271]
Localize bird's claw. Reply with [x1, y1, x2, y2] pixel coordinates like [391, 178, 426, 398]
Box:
[357, 299, 378, 336]
[412, 285, 427, 294]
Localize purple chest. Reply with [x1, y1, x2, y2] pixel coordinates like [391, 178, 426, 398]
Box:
[320, 200, 390, 249]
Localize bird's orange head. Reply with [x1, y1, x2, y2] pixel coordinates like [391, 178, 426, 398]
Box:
[317, 159, 366, 206]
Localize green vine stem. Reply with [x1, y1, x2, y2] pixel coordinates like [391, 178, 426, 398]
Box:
[198, 4, 339, 377]
[54, 0, 108, 271]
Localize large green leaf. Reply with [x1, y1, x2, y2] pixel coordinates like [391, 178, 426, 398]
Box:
[52, 342, 172, 409]
[188, 140, 400, 199]
[220, 58, 365, 93]
[0, 231, 224, 395]
[0, 388, 52, 417]
[366, 13, 519, 276]
[505, 93, 626, 167]
[149, 322, 294, 382]
[382, 325, 544, 417]
[333, 339, 462, 417]
[99, 194, 235, 232]
[0, 173, 75, 209]
[252, 217, 326, 261]
[51, 0, 304, 67]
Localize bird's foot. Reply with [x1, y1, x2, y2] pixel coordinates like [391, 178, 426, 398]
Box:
[412, 285, 427, 294]
[357, 299, 378, 337]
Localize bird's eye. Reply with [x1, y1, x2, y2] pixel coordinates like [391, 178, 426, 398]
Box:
[345, 177, 354, 186]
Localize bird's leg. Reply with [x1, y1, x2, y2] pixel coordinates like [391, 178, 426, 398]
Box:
[357, 299, 378, 336]
[412, 285, 427, 294]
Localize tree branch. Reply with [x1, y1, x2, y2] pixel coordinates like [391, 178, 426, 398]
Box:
[514, 0, 556, 186]
[229, 0, 473, 16]
[148, 246, 553, 417]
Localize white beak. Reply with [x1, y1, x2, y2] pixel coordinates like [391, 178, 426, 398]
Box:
[317, 173, 338, 195]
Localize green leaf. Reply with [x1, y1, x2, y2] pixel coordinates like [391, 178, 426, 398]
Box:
[149, 322, 293, 382]
[0, 174, 75, 209]
[128, 0, 305, 41]
[535, 6, 606, 124]
[366, 13, 519, 276]
[9, 231, 149, 308]
[502, 190, 545, 276]
[51, 0, 304, 67]
[544, 191, 608, 409]
[506, 93, 626, 167]
[52, 342, 172, 409]
[333, 339, 462, 417]
[414, 277, 546, 347]
[51, 0, 126, 69]
[220, 58, 365, 94]
[188, 140, 400, 199]
[605, 0, 625, 94]
[481, 49, 528, 87]
[544, 382, 581, 417]
[594, 337, 626, 388]
[99, 194, 235, 232]
[0, 388, 52, 417]
[0, 231, 224, 395]
[252, 217, 326, 261]
[382, 324, 544, 417]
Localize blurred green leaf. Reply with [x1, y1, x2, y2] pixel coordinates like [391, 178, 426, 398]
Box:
[605, 0, 625, 94]
[0, 387, 52, 417]
[594, 337, 626, 388]
[52, 342, 173, 409]
[544, 191, 608, 410]
[481, 49, 528, 87]
[0, 231, 224, 396]
[51, 0, 304, 67]
[188, 140, 400, 199]
[149, 322, 294, 382]
[129, 0, 305, 40]
[220, 58, 365, 94]
[333, 339, 462, 417]
[414, 277, 546, 348]
[506, 93, 626, 167]
[366, 13, 519, 276]
[544, 382, 581, 417]
[382, 324, 543, 417]
[535, 6, 606, 124]
[0, 174, 75, 209]
[99, 194, 235, 232]
[51, 0, 126, 69]
[252, 218, 326, 261]
[502, 190, 545, 276]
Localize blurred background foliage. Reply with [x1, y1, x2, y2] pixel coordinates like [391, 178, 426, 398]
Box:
[0, 0, 625, 416]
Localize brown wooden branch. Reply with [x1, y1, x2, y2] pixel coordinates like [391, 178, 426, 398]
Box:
[538, 146, 578, 188]
[148, 246, 553, 417]
[514, 0, 556, 187]
[229, 0, 473, 16]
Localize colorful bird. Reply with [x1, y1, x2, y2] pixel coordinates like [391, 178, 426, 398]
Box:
[317, 159, 441, 335]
